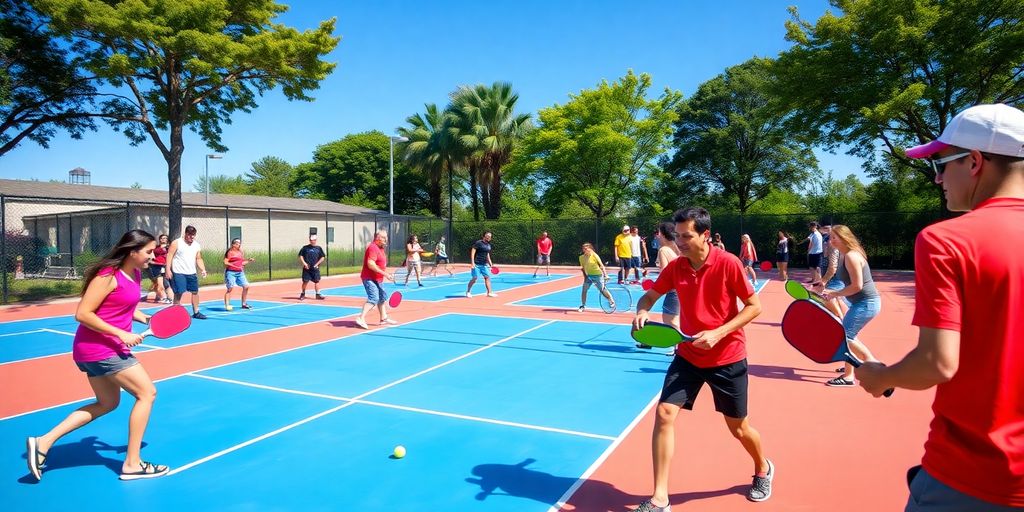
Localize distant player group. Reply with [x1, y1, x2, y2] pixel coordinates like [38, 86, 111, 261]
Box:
[21, 104, 1024, 512]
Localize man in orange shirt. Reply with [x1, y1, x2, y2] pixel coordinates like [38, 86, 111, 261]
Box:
[857, 103, 1024, 510]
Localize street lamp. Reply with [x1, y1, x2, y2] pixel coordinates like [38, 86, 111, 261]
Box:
[389, 136, 408, 216]
[205, 153, 223, 205]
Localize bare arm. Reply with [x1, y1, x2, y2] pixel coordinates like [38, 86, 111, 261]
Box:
[820, 249, 841, 283]
[164, 241, 177, 277]
[76, 274, 144, 347]
[196, 249, 207, 277]
[856, 327, 960, 396]
[826, 252, 864, 298]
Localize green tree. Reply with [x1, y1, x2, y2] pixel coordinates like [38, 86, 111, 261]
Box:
[194, 174, 248, 195]
[33, 0, 339, 237]
[802, 171, 868, 213]
[512, 71, 681, 219]
[0, 0, 102, 156]
[774, 0, 1024, 209]
[291, 131, 427, 214]
[245, 156, 293, 197]
[448, 82, 532, 220]
[398, 104, 454, 216]
[664, 58, 816, 213]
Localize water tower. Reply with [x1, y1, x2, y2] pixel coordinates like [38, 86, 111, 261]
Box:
[68, 167, 90, 185]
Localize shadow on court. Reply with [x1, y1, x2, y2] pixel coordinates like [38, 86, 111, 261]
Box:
[747, 364, 833, 383]
[17, 436, 138, 484]
[466, 458, 748, 509]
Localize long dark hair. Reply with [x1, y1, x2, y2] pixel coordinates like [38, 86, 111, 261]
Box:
[81, 229, 156, 295]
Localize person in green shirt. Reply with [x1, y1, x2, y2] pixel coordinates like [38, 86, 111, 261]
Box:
[578, 242, 615, 312]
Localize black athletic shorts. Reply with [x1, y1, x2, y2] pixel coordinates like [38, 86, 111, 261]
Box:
[807, 253, 822, 268]
[660, 356, 749, 419]
[302, 268, 321, 283]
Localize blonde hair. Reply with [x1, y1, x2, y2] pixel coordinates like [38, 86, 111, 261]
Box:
[830, 225, 866, 258]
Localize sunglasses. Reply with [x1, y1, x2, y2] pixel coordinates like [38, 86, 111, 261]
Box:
[929, 151, 971, 175]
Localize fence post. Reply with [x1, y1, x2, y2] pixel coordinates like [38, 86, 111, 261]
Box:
[324, 211, 329, 276]
[1, 195, 6, 304]
[267, 209, 272, 281]
[126, 201, 131, 232]
[224, 207, 229, 247]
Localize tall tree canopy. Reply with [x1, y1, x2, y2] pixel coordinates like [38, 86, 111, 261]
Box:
[33, 0, 339, 237]
[245, 155, 293, 197]
[664, 58, 816, 213]
[773, 0, 1024, 203]
[398, 103, 453, 217]
[512, 71, 681, 219]
[0, 0, 101, 156]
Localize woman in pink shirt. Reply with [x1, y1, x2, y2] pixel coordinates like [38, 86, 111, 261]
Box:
[739, 233, 758, 286]
[223, 238, 255, 311]
[26, 229, 169, 481]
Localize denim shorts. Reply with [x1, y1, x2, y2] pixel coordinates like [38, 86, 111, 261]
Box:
[844, 296, 881, 341]
[171, 273, 199, 294]
[362, 279, 386, 305]
[76, 353, 139, 378]
[224, 270, 249, 289]
[582, 275, 607, 292]
[826, 277, 845, 291]
[661, 290, 680, 316]
[741, 258, 754, 268]
[471, 264, 491, 279]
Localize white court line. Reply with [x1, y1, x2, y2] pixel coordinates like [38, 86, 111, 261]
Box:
[39, 328, 75, 336]
[188, 373, 614, 441]
[167, 319, 557, 476]
[137, 344, 165, 350]
[0, 301, 359, 367]
[0, 312, 453, 421]
[0, 329, 44, 338]
[547, 394, 662, 512]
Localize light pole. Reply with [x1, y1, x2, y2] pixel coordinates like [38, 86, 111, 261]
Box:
[389, 136, 408, 216]
[205, 153, 222, 205]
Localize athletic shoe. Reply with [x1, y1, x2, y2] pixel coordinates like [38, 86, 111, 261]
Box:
[747, 459, 774, 502]
[577, 305, 585, 312]
[486, 292, 499, 298]
[465, 292, 472, 298]
[119, 461, 170, 481]
[241, 304, 253, 310]
[315, 294, 325, 300]
[826, 376, 854, 387]
[225, 304, 233, 312]
[161, 298, 172, 304]
[192, 312, 208, 320]
[634, 499, 671, 512]
[298, 294, 305, 301]
[380, 318, 398, 325]
[354, 317, 369, 329]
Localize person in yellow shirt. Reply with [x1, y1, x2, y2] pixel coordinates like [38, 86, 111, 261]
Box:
[578, 243, 614, 312]
[613, 225, 633, 284]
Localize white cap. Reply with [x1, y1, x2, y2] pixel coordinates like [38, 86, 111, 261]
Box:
[309, 234, 318, 240]
[622, 225, 630, 232]
[905, 103, 1024, 159]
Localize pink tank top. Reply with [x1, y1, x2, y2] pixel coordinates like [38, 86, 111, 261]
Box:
[73, 267, 141, 362]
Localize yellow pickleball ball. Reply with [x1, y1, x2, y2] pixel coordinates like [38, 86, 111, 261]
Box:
[393, 445, 406, 458]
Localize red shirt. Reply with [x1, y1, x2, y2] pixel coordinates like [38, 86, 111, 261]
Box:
[225, 248, 245, 272]
[537, 237, 552, 255]
[652, 246, 754, 367]
[912, 197, 1024, 507]
[360, 242, 386, 282]
[153, 245, 167, 266]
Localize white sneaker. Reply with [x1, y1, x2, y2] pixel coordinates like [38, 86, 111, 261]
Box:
[465, 292, 472, 298]
[354, 317, 369, 330]
[380, 318, 398, 325]
[486, 292, 499, 298]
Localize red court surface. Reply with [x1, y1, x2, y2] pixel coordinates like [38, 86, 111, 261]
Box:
[1, 266, 928, 511]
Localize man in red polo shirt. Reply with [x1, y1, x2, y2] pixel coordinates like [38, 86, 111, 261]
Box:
[533, 231, 553, 278]
[631, 207, 771, 511]
[856, 103, 1024, 510]
[353, 229, 396, 330]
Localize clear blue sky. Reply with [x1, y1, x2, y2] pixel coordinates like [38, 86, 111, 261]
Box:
[1, 0, 867, 191]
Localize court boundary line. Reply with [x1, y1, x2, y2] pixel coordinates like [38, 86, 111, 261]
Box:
[0, 300, 360, 368]
[187, 373, 615, 441]
[0, 309, 426, 421]
[321, 272, 577, 303]
[546, 394, 662, 511]
[166, 318, 558, 476]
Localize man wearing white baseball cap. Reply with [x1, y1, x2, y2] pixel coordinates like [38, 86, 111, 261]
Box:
[856, 103, 1024, 510]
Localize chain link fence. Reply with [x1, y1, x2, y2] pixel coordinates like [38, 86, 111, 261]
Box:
[450, 211, 943, 271]
[0, 195, 447, 304]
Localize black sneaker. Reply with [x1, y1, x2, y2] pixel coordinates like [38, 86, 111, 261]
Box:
[636, 343, 652, 349]
[747, 459, 774, 502]
[315, 294, 325, 300]
[634, 499, 671, 511]
[826, 376, 854, 387]
[298, 294, 305, 301]
[241, 304, 253, 310]
[192, 312, 208, 320]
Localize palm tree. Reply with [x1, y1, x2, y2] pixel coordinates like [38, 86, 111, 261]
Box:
[448, 82, 531, 219]
[398, 104, 453, 217]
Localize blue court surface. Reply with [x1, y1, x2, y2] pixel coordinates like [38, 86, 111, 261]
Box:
[0, 300, 358, 365]
[2, 313, 668, 510]
[511, 278, 769, 313]
[320, 271, 575, 301]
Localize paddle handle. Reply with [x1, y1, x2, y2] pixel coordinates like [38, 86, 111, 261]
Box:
[139, 328, 153, 338]
[844, 352, 895, 397]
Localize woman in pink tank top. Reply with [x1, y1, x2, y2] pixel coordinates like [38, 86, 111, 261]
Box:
[26, 229, 170, 482]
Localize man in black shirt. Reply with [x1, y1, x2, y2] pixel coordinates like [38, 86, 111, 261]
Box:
[465, 231, 497, 298]
[298, 234, 326, 300]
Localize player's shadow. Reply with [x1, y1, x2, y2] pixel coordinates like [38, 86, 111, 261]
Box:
[465, 458, 747, 508]
[748, 363, 832, 382]
[566, 342, 637, 354]
[18, 436, 140, 484]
